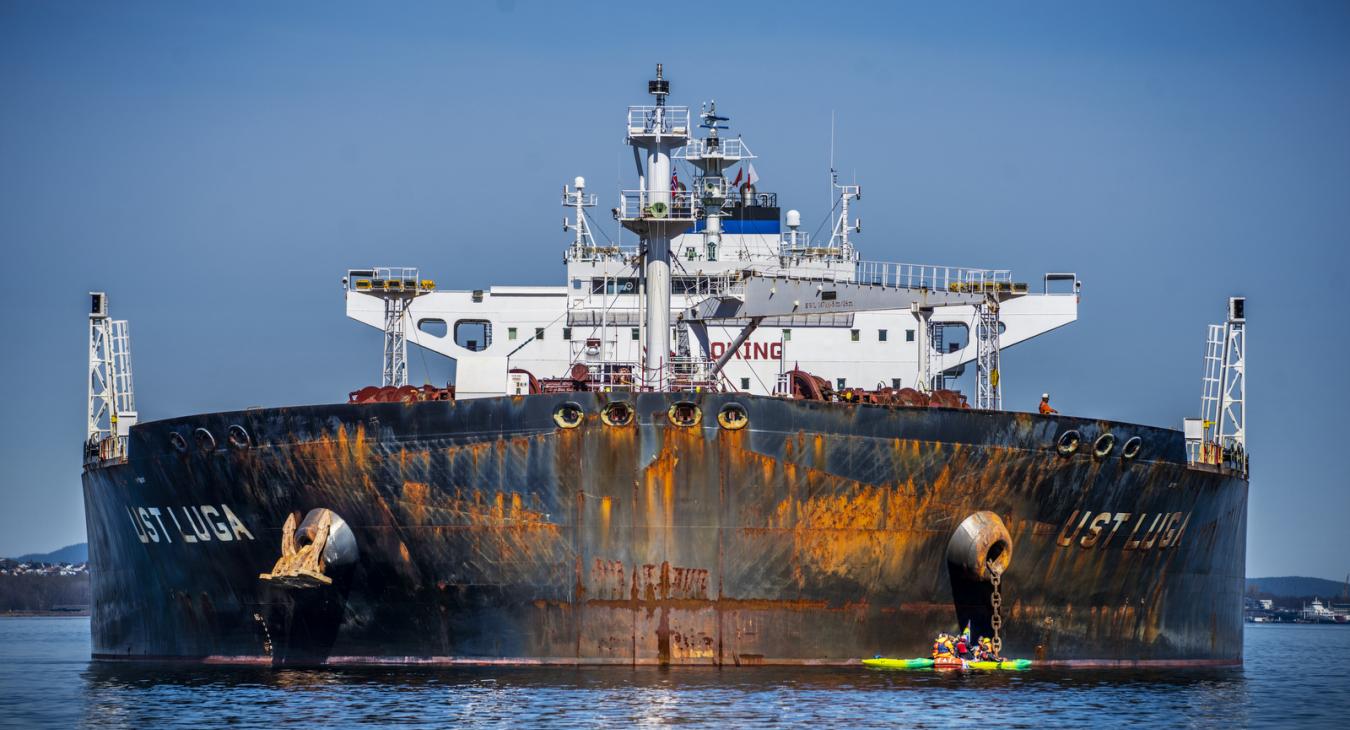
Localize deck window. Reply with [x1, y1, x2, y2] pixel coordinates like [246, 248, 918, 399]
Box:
[454, 320, 492, 352]
[850, 329, 860, 342]
[417, 319, 448, 337]
[878, 329, 888, 342]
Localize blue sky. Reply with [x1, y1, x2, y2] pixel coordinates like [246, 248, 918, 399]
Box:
[1, 0, 1347, 579]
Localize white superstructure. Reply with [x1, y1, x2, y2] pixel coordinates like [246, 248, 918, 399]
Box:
[345, 67, 1080, 401]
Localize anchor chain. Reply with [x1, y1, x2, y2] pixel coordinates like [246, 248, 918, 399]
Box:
[988, 560, 1004, 655]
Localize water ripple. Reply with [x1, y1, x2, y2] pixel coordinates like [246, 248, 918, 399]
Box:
[0, 619, 1346, 728]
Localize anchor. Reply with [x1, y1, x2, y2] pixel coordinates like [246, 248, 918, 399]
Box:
[259, 508, 358, 589]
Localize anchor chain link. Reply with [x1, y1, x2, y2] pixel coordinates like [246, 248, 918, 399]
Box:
[988, 560, 1004, 655]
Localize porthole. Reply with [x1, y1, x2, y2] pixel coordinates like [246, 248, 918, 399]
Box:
[193, 427, 217, 452]
[553, 402, 584, 429]
[600, 401, 634, 427]
[667, 401, 702, 428]
[227, 424, 251, 450]
[1122, 436, 1143, 460]
[1093, 433, 1115, 458]
[169, 432, 188, 453]
[717, 403, 748, 431]
[1056, 430, 1081, 457]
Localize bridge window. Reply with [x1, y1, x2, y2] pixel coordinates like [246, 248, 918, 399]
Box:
[782, 329, 791, 341]
[535, 327, 545, 341]
[631, 328, 640, 341]
[593, 278, 638, 295]
[508, 327, 518, 340]
[417, 319, 448, 337]
[454, 320, 492, 352]
[878, 329, 888, 342]
[906, 329, 915, 342]
[850, 329, 860, 342]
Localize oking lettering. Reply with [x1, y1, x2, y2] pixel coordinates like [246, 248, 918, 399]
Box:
[126, 504, 256, 545]
[707, 341, 783, 361]
[1055, 510, 1191, 551]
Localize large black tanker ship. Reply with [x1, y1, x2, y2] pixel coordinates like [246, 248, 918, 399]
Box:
[81, 67, 1249, 666]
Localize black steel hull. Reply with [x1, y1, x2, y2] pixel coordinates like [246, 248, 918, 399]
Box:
[81, 393, 1247, 666]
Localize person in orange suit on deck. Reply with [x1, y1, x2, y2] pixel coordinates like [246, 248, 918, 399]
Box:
[1039, 393, 1058, 415]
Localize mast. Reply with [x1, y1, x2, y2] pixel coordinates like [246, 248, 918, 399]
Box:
[617, 64, 693, 389]
[562, 175, 598, 260]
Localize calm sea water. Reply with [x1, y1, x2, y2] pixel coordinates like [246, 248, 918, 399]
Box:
[0, 618, 1347, 728]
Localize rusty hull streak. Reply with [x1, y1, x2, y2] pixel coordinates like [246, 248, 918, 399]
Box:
[82, 392, 1247, 666]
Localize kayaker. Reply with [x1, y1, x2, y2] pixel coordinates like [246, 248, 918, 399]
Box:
[976, 637, 1004, 662]
[955, 634, 972, 659]
[934, 628, 955, 658]
[932, 633, 954, 659]
[957, 624, 976, 659]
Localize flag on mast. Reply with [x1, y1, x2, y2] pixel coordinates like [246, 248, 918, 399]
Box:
[732, 163, 759, 188]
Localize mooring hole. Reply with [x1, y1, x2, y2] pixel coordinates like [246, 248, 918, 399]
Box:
[986, 540, 1008, 569]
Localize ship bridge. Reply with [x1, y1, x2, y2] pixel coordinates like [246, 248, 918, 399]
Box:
[343, 66, 1081, 403]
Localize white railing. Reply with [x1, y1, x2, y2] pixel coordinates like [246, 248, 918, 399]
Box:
[626, 106, 691, 136]
[666, 356, 722, 392]
[617, 190, 696, 221]
[678, 271, 746, 298]
[346, 267, 432, 293]
[852, 261, 1013, 291]
[680, 260, 1016, 302]
[675, 138, 753, 160]
[566, 244, 639, 263]
[718, 261, 1012, 291]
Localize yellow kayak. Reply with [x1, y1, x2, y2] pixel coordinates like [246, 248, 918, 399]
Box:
[862, 657, 935, 669]
[968, 659, 1032, 670]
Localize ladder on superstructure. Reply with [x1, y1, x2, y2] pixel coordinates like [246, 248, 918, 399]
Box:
[1192, 298, 1246, 469]
[382, 297, 410, 388]
[87, 292, 136, 464]
[975, 299, 1001, 410]
[1199, 324, 1224, 441]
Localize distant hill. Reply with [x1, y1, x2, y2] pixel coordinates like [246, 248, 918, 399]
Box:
[1247, 576, 1347, 599]
[11, 543, 88, 564]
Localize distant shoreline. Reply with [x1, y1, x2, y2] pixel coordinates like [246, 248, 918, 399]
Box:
[1, 610, 90, 618]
